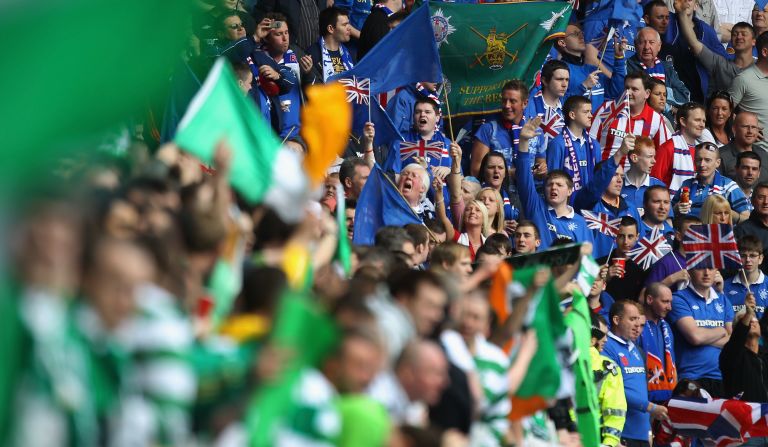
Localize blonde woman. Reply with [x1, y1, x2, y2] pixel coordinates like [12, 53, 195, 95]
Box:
[434, 175, 490, 260]
[699, 194, 733, 225]
[477, 187, 506, 236]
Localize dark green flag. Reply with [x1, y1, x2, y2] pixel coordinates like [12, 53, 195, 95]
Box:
[429, 2, 571, 116]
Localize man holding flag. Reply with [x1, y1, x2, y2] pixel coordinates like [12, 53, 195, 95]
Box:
[590, 72, 672, 161]
[554, 23, 628, 112]
[386, 82, 442, 135]
[582, 155, 643, 259]
[525, 60, 568, 154]
[515, 117, 633, 249]
[547, 95, 602, 192]
[600, 216, 647, 301]
[384, 97, 454, 175]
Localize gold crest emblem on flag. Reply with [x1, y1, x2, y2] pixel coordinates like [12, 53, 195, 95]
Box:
[470, 24, 526, 70]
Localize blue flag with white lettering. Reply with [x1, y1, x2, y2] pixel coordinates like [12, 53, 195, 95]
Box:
[352, 164, 423, 246]
[330, 3, 442, 95]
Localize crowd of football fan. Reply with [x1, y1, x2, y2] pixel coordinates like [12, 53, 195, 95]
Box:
[8, 0, 768, 445]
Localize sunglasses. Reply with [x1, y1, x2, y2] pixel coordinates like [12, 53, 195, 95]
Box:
[591, 326, 607, 339]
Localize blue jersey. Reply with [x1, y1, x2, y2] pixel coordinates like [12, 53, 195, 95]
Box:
[524, 90, 562, 149]
[348, 0, 373, 31]
[723, 271, 768, 319]
[668, 286, 734, 380]
[602, 332, 649, 441]
[384, 130, 452, 174]
[475, 117, 542, 171]
[671, 171, 750, 217]
[546, 128, 601, 191]
[515, 152, 595, 248]
[621, 174, 667, 218]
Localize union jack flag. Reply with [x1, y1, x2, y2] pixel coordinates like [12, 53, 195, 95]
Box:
[399, 140, 447, 162]
[339, 76, 370, 105]
[581, 210, 621, 237]
[540, 107, 564, 139]
[628, 226, 672, 270]
[595, 89, 630, 127]
[660, 396, 768, 447]
[683, 224, 742, 270]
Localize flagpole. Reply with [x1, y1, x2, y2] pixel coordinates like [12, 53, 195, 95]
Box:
[590, 27, 615, 99]
[741, 269, 753, 295]
[442, 85, 455, 142]
[368, 79, 372, 124]
[281, 126, 296, 145]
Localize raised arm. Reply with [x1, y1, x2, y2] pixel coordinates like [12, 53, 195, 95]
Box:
[470, 139, 490, 177]
[433, 176, 456, 239]
[676, 3, 704, 56]
[362, 122, 376, 168]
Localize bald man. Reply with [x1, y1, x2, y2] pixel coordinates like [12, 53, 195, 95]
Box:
[720, 111, 768, 184]
[368, 339, 449, 425]
[627, 27, 690, 109]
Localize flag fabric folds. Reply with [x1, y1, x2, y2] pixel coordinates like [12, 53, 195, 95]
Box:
[629, 226, 673, 270]
[330, 4, 442, 95]
[337, 77, 403, 145]
[335, 183, 352, 277]
[511, 266, 568, 412]
[300, 82, 352, 188]
[429, 2, 571, 116]
[174, 58, 282, 205]
[664, 396, 768, 447]
[581, 210, 621, 237]
[352, 165, 423, 246]
[683, 224, 742, 270]
[540, 107, 565, 148]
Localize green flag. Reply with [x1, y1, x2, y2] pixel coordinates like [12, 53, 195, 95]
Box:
[566, 256, 602, 447]
[0, 0, 188, 198]
[174, 58, 282, 204]
[246, 290, 339, 447]
[513, 266, 567, 399]
[429, 2, 571, 116]
[335, 183, 352, 277]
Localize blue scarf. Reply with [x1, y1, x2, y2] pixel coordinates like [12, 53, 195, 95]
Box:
[639, 318, 677, 402]
[319, 37, 353, 82]
[640, 58, 666, 82]
[562, 128, 595, 191]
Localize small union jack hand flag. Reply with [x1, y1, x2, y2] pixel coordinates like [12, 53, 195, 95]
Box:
[596, 89, 630, 124]
[628, 226, 672, 270]
[540, 107, 564, 139]
[683, 224, 742, 270]
[581, 210, 621, 237]
[399, 140, 447, 162]
[339, 76, 370, 105]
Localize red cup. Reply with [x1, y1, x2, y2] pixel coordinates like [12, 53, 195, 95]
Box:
[612, 257, 626, 278]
